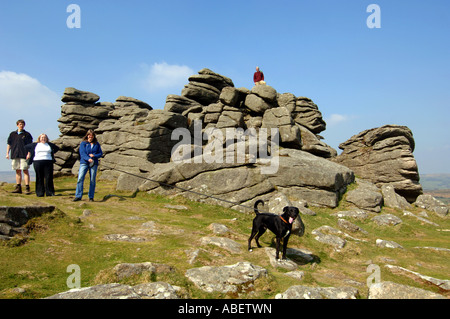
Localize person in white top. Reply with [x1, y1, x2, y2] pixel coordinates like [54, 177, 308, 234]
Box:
[26, 134, 60, 197]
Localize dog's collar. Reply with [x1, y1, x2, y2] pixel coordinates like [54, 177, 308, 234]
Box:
[280, 216, 289, 224]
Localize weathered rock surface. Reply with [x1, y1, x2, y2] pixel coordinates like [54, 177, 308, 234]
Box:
[385, 265, 450, 291]
[414, 194, 449, 217]
[46, 282, 180, 299]
[375, 239, 404, 249]
[381, 184, 413, 209]
[185, 262, 268, 295]
[372, 214, 403, 226]
[311, 225, 347, 250]
[368, 281, 446, 299]
[331, 209, 371, 220]
[264, 247, 298, 270]
[61, 87, 100, 104]
[275, 285, 359, 299]
[337, 218, 368, 234]
[200, 236, 242, 253]
[97, 108, 187, 179]
[403, 210, 439, 226]
[333, 125, 422, 202]
[0, 206, 56, 241]
[120, 148, 354, 212]
[345, 180, 383, 213]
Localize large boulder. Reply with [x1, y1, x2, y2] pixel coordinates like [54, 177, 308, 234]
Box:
[0, 206, 56, 241]
[414, 194, 449, 217]
[261, 107, 301, 148]
[333, 125, 422, 202]
[98, 109, 188, 179]
[292, 97, 326, 134]
[244, 93, 272, 113]
[164, 95, 203, 114]
[53, 89, 115, 176]
[298, 125, 337, 158]
[276, 285, 359, 299]
[117, 148, 354, 210]
[46, 282, 180, 299]
[185, 262, 267, 295]
[181, 68, 234, 106]
[61, 87, 100, 104]
[368, 281, 445, 299]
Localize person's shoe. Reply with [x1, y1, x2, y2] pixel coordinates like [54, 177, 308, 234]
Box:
[72, 197, 81, 202]
[89, 198, 94, 202]
[25, 185, 31, 195]
[12, 184, 22, 194]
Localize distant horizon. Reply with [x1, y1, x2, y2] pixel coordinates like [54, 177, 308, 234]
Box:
[1, 170, 449, 188]
[0, 170, 36, 184]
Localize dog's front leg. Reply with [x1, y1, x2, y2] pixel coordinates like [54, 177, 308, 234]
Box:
[282, 236, 290, 260]
[275, 237, 281, 260]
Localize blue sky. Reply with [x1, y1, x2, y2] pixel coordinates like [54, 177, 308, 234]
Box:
[0, 0, 449, 174]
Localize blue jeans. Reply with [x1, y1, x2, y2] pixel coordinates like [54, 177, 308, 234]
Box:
[75, 163, 98, 199]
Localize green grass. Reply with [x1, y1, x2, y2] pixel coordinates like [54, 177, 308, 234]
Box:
[0, 176, 449, 299]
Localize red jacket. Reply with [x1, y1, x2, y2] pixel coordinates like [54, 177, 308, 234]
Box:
[253, 71, 264, 83]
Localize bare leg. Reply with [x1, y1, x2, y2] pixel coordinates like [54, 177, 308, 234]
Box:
[15, 170, 22, 185]
[23, 169, 30, 185]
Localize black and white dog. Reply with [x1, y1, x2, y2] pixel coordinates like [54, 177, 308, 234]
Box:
[248, 199, 301, 260]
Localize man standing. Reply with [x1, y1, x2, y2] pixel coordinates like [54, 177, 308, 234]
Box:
[253, 66, 266, 85]
[6, 119, 33, 194]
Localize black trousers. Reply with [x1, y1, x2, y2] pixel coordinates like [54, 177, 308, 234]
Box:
[33, 160, 55, 197]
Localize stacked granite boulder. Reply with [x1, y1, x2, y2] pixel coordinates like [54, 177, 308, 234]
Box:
[332, 125, 423, 202]
[164, 68, 335, 158]
[96, 104, 187, 180]
[53, 88, 114, 176]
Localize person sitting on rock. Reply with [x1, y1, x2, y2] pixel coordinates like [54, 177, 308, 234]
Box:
[253, 66, 266, 85]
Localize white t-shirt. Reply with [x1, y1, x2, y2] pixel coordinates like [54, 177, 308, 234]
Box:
[33, 143, 52, 161]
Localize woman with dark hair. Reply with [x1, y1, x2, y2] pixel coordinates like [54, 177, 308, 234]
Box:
[73, 130, 103, 202]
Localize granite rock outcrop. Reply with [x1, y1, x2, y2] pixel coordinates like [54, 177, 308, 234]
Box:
[332, 125, 422, 202]
[52, 69, 426, 213]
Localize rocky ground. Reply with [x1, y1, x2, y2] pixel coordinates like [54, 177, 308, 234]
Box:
[1, 177, 448, 300]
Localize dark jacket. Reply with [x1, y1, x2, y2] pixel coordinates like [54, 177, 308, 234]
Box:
[7, 130, 33, 159]
[25, 142, 60, 165]
[79, 141, 103, 165]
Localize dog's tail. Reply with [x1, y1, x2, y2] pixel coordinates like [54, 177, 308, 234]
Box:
[254, 200, 264, 215]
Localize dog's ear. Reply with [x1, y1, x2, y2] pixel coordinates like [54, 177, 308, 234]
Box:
[283, 207, 288, 213]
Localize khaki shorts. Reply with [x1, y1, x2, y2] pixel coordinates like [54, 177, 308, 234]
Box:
[11, 158, 29, 171]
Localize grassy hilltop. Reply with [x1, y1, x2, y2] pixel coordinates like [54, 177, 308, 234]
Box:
[0, 175, 449, 299]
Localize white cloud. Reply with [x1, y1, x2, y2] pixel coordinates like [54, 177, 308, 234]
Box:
[325, 113, 350, 127]
[0, 71, 61, 170]
[142, 62, 194, 92]
[0, 71, 60, 110]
